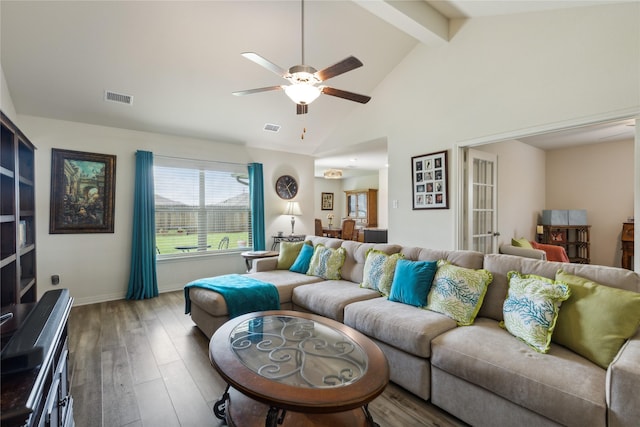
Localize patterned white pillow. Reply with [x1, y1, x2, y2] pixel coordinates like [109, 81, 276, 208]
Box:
[426, 260, 493, 326]
[501, 271, 570, 353]
[360, 249, 403, 296]
[307, 244, 346, 280]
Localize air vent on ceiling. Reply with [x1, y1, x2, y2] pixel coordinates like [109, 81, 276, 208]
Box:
[263, 123, 280, 133]
[104, 90, 133, 105]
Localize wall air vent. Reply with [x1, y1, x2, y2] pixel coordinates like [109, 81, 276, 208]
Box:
[263, 123, 281, 133]
[104, 90, 133, 105]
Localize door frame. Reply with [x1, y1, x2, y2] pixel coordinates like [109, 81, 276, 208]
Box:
[454, 107, 639, 270]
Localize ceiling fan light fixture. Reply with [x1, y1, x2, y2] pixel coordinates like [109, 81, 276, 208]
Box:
[284, 83, 321, 105]
[323, 169, 343, 179]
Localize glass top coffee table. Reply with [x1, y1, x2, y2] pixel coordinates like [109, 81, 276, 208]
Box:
[209, 310, 389, 427]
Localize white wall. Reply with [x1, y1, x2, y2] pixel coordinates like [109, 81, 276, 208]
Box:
[546, 139, 634, 267]
[1, 64, 17, 121]
[17, 115, 315, 305]
[327, 3, 640, 250]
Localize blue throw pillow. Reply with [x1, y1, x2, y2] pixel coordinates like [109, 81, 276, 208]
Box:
[388, 259, 438, 307]
[289, 243, 314, 273]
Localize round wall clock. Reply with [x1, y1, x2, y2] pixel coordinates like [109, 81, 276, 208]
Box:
[275, 175, 298, 200]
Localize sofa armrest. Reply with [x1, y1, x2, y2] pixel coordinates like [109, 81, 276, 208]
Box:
[606, 330, 640, 427]
[499, 244, 547, 260]
[252, 257, 278, 272]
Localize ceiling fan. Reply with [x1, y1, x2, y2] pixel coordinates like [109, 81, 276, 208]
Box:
[232, 0, 371, 115]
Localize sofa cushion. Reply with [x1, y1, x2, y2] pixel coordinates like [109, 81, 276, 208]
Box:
[431, 318, 607, 427]
[388, 259, 437, 307]
[400, 247, 484, 270]
[553, 270, 640, 368]
[479, 254, 640, 322]
[307, 244, 346, 280]
[292, 280, 381, 322]
[501, 271, 570, 353]
[426, 261, 493, 326]
[276, 241, 305, 270]
[344, 297, 456, 358]
[289, 243, 314, 273]
[360, 249, 403, 295]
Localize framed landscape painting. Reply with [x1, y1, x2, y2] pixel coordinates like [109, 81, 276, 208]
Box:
[50, 148, 117, 233]
[411, 150, 448, 209]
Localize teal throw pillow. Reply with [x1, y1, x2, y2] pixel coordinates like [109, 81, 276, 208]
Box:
[427, 260, 493, 326]
[289, 242, 314, 274]
[388, 259, 438, 307]
[501, 271, 570, 353]
[307, 244, 346, 280]
[360, 249, 403, 296]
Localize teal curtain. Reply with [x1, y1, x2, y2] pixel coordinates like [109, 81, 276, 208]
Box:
[127, 150, 158, 300]
[248, 163, 265, 250]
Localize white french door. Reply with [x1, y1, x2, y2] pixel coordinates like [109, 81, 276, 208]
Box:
[466, 149, 499, 253]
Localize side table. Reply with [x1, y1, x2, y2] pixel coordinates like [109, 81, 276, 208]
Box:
[240, 251, 279, 272]
[271, 234, 306, 250]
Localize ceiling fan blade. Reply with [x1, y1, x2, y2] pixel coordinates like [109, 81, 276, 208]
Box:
[241, 52, 288, 77]
[296, 104, 308, 115]
[232, 86, 283, 96]
[316, 56, 363, 81]
[321, 87, 371, 104]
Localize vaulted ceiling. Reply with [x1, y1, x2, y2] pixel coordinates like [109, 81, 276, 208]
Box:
[1, 1, 632, 176]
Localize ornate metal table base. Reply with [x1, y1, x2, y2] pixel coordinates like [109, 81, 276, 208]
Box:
[213, 386, 380, 427]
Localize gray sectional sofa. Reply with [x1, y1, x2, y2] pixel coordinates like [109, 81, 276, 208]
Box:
[187, 236, 640, 427]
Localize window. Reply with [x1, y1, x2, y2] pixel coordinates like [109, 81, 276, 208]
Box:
[154, 156, 251, 257]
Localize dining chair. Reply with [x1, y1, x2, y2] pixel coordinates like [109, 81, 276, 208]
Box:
[341, 219, 356, 240]
[314, 219, 323, 236]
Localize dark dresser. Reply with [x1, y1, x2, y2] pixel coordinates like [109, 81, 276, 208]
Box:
[1, 289, 74, 427]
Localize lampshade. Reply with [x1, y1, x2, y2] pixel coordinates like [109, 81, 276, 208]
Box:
[323, 169, 343, 179]
[283, 201, 302, 216]
[284, 83, 321, 105]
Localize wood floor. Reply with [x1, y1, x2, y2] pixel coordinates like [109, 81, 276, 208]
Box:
[68, 290, 467, 427]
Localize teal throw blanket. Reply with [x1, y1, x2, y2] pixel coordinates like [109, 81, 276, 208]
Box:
[184, 274, 280, 319]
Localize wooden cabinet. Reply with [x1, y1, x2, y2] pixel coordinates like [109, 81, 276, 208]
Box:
[345, 189, 377, 228]
[540, 225, 591, 264]
[621, 222, 634, 270]
[1, 111, 37, 306]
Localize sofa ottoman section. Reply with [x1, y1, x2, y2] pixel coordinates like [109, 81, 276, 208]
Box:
[431, 318, 607, 427]
[187, 270, 323, 338]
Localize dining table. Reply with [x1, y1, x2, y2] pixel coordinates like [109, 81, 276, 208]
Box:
[322, 227, 342, 238]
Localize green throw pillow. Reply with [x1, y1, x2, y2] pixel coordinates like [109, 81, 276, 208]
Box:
[307, 244, 346, 280]
[501, 271, 570, 353]
[553, 270, 640, 368]
[426, 260, 493, 326]
[360, 249, 404, 296]
[512, 237, 533, 249]
[277, 241, 305, 270]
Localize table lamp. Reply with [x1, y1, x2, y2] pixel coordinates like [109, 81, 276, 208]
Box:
[284, 201, 302, 235]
